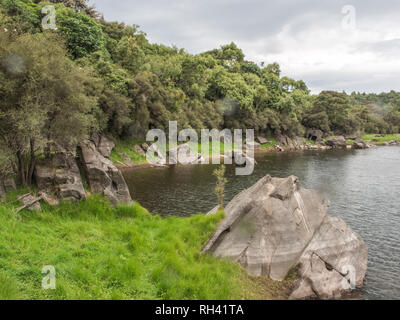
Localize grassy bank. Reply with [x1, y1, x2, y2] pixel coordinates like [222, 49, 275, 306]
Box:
[0, 193, 296, 300]
[362, 133, 400, 143]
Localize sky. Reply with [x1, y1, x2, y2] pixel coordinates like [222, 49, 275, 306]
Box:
[89, 0, 400, 94]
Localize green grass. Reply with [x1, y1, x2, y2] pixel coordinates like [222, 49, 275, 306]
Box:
[110, 139, 147, 165]
[260, 138, 277, 149]
[362, 133, 400, 143]
[0, 194, 295, 300]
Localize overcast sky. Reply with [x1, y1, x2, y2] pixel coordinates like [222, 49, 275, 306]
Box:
[90, 0, 400, 94]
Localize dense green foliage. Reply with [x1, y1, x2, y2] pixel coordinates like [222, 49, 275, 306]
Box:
[0, 0, 399, 180]
[0, 194, 295, 299]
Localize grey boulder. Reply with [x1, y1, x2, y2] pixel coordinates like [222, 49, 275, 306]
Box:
[35, 153, 86, 202]
[202, 174, 367, 299]
[79, 140, 132, 205]
[326, 136, 347, 149]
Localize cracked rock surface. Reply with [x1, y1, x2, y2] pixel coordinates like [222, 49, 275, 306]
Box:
[202, 174, 368, 299]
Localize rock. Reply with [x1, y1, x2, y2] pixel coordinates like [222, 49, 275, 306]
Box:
[292, 137, 305, 149]
[96, 135, 115, 159]
[79, 140, 132, 205]
[326, 136, 347, 149]
[169, 143, 201, 164]
[202, 174, 367, 299]
[289, 215, 368, 299]
[38, 191, 60, 206]
[17, 193, 41, 212]
[133, 144, 146, 156]
[276, 134, 291, 146]
[140, 142, 149, 152]
[256, 136, 268, 144]
[207, 205, 220, 216]
[120, 153, 133, 166]
[306, 129, 324, 142]
[345, 134, 357, 140]
[35, 153, 86, 202]
[3, 178, 16, 192]
[352, 139, 368, 150]
[244, 140, 261, 150]
[147, 144, 166, 166]
[275, 145, 284, 152]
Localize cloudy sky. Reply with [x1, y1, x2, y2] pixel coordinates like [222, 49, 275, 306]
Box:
[90, 0, 400, 94]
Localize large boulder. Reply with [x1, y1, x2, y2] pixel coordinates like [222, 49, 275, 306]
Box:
[290, 216, 368, 299]
[352, 139, 368, 150]
[306, 129, 324, 142]
[79, 140, 132, 205]
[202, 175, 367, 299]
[326, 136, 347, 149]
[35, 153, 86, 202]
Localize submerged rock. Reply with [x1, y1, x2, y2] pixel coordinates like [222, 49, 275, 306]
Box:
[202, 174, 367, 299]
[79, 140, 132, 205]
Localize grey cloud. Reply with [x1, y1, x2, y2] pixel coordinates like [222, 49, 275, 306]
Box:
[90, 0, 400, 93]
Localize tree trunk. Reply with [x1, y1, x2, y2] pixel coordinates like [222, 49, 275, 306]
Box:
[27, 139, 36, 186]
[16, 150, 26, 186]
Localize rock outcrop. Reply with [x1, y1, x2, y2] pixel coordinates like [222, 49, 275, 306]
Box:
[202, 174, 367, 299]
[91, 133, 115, 159]
[79, 140, 132, 205]
[306, 129, 324, 142]
[35, 152, 86, 202]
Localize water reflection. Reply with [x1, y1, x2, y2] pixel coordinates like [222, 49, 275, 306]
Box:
[123, 146, 400, 300]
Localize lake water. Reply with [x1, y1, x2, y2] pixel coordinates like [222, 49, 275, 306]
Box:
[123, 146, 400, 300]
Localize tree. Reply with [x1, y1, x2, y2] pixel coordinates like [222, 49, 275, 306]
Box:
[0, 32, 100, 185]
[54, 4, 106, 58]
[114, 36, 145, 74]
[213, 165, 227, 209]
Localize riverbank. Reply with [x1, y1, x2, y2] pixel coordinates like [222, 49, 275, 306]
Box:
[112, 133, 400, 170]
[0, 192, 297, 300]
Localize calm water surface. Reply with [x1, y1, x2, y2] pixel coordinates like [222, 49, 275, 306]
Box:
[124, 146, 400, 300]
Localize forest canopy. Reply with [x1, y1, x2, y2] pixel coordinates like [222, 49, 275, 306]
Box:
[0, 0, 399, 180]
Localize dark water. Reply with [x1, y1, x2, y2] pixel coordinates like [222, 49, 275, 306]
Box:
[124, 146, 400, 300]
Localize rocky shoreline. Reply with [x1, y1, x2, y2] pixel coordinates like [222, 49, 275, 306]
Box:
[115, 134, 400, 171]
